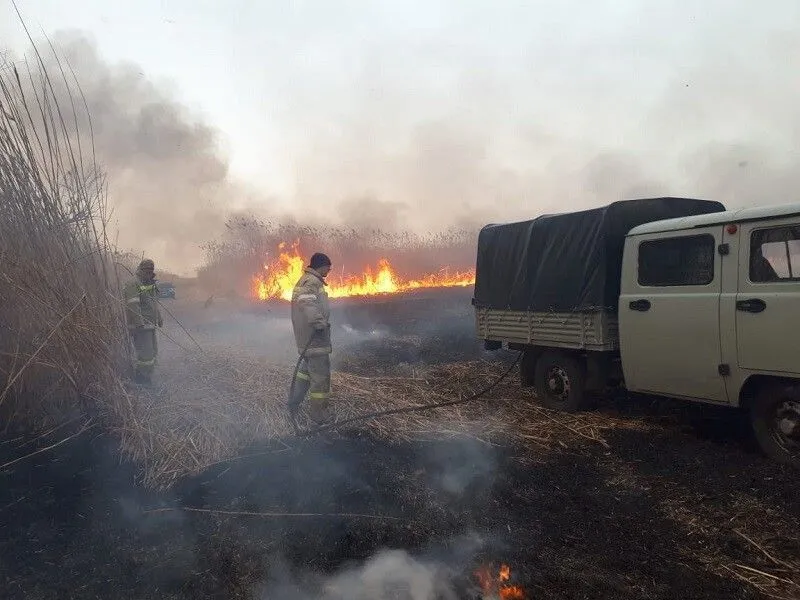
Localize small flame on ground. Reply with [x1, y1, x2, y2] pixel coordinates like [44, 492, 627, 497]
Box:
[475, 564, 525, 599]
[252, 240, 475, 301]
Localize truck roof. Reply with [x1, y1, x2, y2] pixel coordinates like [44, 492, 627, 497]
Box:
[628, 201, 800, 236]
[474, 197, 725, 312]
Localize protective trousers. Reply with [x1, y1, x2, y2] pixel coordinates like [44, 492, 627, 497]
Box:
[290, 354, 331, 420]
[131, 328, 158, 382]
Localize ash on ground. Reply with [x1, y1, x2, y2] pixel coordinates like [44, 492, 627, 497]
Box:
[1, 289, 798, 600]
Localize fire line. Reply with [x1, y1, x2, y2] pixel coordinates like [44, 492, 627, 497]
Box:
[252, 241, 475, 301]
[475, 563, 526, 599]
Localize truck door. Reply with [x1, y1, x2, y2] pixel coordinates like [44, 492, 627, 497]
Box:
[619, 227, 728, 403]
[736, 219, 800, 375]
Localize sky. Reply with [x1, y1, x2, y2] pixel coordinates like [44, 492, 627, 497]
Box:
[2, 0, 799, 273]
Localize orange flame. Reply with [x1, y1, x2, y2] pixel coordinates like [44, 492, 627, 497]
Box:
[252, 241, 475, 301]
[475, 564, 525, 599]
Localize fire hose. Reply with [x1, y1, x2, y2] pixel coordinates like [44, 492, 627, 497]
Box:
[287, 332, 522, 437]
[150, 293, 521, 437]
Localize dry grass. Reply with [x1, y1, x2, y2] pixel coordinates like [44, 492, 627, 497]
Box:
[113, 339, 800, 598]
[658, 488, 800, 599]
[198, 215, 478, 298]
[0, 34, 128, 432]
[118, 349, 624, 489]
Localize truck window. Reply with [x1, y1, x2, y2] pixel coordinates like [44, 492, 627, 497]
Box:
[637, 234, 715, 287]
[750, 225, 800, 282]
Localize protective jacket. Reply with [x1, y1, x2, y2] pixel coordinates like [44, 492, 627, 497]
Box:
[291, 267, 331, 356]
[123, 276, 163, 330]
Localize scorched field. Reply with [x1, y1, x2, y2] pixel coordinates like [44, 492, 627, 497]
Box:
[1, 288, 798, 600]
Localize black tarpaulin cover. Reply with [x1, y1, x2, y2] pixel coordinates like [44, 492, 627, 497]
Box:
[473, 197, 726, 312]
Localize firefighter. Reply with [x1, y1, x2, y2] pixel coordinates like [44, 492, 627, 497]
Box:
[123, 258, 163, 384]
[289, 252, 333, 424]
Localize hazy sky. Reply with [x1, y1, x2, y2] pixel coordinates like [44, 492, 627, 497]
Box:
[2, 1, 799, 272]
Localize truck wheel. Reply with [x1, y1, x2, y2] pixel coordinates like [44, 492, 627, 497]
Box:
[534, 352, 587, 412]
[751, 384, 800, 468]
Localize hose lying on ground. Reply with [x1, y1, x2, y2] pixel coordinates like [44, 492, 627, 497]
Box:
[156, 296, 522, 440]
[287, 340, 522, 437]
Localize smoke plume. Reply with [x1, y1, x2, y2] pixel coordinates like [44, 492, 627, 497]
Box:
[254, 549, 458, 600]
[8, 4, 800, 275]
[5, 30, 243, 273]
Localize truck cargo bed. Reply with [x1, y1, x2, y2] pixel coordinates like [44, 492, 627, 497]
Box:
[475, 308, 619, 351]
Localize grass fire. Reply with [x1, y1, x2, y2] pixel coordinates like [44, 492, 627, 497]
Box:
[474, 564, 526, 599]
[252, 241, 476, 301]
[2, 7, 800, 600]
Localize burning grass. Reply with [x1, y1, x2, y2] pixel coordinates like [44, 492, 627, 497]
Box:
[199, 214, 478, 300]
[251, 240, 475, 301]
[2, 29, 797, 600]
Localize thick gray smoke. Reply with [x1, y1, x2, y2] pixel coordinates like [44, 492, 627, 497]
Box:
[280, 3, 800, 232]
[6, 30, 246, 273]
[9, 4, 800, 274]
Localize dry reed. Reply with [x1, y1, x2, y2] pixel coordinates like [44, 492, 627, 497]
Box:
[0, 34, 128, 432]
[118, 349, 623, 489]
[199, 215, 478, 298]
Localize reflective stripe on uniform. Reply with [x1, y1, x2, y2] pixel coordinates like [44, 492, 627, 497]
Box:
[304, 346, 332, 356]
[127, 297, 141, 304]
[309, 392, 329, 400]
[297, 294, 317, 300]
[138, 284, 155, 292]
[136, 359, 156, 366]
[296, 372, 309, 381]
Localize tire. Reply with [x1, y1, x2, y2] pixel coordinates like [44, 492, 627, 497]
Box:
[533, 352, 587, 412]
[750, 383, 800, 468]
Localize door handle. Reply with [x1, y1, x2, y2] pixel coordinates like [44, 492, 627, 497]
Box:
[629, 299, 651, 312]
[736, 298, 766, 313]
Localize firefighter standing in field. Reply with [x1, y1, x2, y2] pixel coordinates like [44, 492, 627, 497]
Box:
[123, 258, 163, 384]
[289, 252, 333, 424]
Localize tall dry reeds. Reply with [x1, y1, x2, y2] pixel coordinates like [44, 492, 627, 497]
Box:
[199, 214, 478, 297]
[0, 40, 128, 431]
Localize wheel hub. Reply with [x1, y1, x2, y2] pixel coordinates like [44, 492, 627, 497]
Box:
[773, 400, 800, 452]
[546, 366, 571, 401]
[774, 400, 800, 447]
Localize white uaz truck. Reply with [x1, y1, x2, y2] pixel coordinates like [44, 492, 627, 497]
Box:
[473, 197, 799, 467]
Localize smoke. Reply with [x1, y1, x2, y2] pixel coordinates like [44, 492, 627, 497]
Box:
[7, 2, 800, 276]
[5, 30, 248, 274]
[250, 530, 489, 600]
[321, 550, 453, 600]
[254, 549, 459, 600]
[276, 3, 800, 231]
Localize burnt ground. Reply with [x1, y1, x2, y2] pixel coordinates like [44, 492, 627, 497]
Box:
[1, 289, 799, 599]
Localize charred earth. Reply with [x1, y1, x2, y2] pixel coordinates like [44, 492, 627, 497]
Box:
[1, 289, 798, 599]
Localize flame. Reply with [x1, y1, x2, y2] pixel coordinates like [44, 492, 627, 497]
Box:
[252, 240, 475, 301]
[475, 564, 525, 599]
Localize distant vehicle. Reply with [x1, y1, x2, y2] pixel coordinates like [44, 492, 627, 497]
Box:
[474, 197, 800, 467]
[157, 281, 175, 299]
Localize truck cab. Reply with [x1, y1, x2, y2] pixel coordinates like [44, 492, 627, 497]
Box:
[619, 203, 800, 465]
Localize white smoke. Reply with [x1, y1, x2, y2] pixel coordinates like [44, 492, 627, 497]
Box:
[253, 549, 459, 600]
